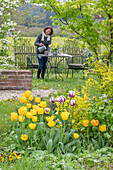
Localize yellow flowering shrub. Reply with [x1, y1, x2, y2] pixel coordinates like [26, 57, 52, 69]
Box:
[1, 151, 21, 164]
[92, 60, 113, 101]
[68, 89, 90, 129]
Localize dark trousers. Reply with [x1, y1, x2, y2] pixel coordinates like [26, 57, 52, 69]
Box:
[37, 56, 48, 78]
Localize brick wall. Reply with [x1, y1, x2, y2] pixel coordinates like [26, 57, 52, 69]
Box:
[0, 70, 32, 90]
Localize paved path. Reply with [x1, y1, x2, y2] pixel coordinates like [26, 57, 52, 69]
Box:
[0, 89, 57, 101]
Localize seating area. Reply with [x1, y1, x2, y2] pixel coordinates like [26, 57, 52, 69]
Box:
[26, 54, 88, 79]
[66, 55, 88, 78]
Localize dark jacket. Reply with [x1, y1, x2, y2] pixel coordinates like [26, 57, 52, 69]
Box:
[34, 33, 51, 54]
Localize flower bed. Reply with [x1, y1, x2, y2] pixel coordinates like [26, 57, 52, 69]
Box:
[8, 86, 112, 156]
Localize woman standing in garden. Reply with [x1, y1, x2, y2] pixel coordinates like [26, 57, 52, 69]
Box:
[34, 26, 53, 79]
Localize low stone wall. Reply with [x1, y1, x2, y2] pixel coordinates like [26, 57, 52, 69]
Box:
[0, 70, 32, 90]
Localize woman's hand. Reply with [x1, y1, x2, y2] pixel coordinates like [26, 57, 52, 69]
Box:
[39, 43, 44, 46]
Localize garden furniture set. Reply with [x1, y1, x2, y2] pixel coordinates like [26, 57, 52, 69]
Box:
[27, 53, 88, 80]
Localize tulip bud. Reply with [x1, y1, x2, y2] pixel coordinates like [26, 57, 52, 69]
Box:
[57, 96, 66, 103]
[69, 91, 75, 98]
[45, 107, 50, 114]
[70, 99, 76, 106]
[50, 97, 55, 103]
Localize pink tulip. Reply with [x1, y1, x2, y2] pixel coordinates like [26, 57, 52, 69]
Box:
[70, 99, 76, 106]
[69, 91, 75, 98]
[50, 97, 55, 103]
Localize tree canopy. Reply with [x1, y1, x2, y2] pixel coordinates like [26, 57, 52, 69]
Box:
[31, 0, 113, 65]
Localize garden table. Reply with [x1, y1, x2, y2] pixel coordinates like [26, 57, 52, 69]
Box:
[38, 53, 72, 80]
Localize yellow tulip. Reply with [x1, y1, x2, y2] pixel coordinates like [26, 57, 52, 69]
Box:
[26, 103, 32, 109]
[25, 90, 31, 98]
[82, 120, 89, 127]
[47, 121, 56, 127]
[21, 134, 28, 141]
[18, 116, 25, 122]
[30, 109, 37, 115]
[38, 108, 44, 115]
[11, 112, 18, 121]
[91, 119, 99, 127]
[61, 112, 69, 120]
[28, 95, 33, 101]
[40, 101, 47, 108]
[32, 116, 37, 122]
[99, 125, 106, 132]
[18, 106, 27, 116]
[35, 97, 41, 103]
[26, 112, 33, 119]
[73, 133, 79, 139]
[46, 116, 55, 122]
[29, 123, 36, 129]
[19, 96, 26, 104]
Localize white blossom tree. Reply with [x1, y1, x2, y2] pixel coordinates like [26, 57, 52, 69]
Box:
[0, 0, 20, 68]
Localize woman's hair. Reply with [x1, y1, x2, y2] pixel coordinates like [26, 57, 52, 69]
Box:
[44, 26, 53, 36]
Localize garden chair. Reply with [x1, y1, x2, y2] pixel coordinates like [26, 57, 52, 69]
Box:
[26, 55, 39, 78]
[66, 55, 88, 79]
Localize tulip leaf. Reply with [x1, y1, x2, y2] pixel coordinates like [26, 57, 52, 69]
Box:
[92, 139, 100, 149]
[63, 132, 72, 145]
[111, 125, 113, 131]
[50, 127, 55, 138]
[46, 139, 53, 153]
[65, 140, 76, 150]
[54, 113, 64, 125]
[53, 131, 60, 146]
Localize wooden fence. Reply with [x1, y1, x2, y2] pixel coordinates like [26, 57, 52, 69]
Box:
[14, 46, 83, 69]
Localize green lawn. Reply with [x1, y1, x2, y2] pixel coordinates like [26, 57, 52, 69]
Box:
[23, 36, 69, 47]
